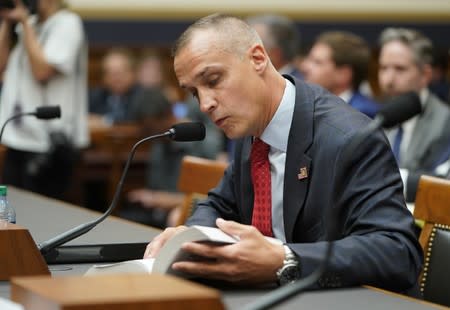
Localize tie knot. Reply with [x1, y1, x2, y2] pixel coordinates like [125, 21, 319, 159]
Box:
[251, 138, 270, 161]
[253, 138, 269, 151]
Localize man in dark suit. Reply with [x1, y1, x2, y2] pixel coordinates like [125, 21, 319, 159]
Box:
[303, 31, 380, 118]
[89, 48, 142, 124]
[145, 14, 422, 292]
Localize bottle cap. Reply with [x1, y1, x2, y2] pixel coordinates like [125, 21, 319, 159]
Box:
[0, 185, 7, 196]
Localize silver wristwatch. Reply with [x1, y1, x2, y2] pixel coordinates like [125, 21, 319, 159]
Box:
[276, 245, 300, 286]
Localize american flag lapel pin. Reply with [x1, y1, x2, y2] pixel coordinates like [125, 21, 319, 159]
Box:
[297, 167, 308, 180]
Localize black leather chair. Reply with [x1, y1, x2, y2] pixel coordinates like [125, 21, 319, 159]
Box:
[413, 175, 450, 307]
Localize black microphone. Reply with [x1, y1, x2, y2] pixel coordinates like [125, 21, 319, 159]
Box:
[38, 122, 205, 255]
[243, 92, 422, 310]
[0, 105, 62, 143]
[169, 122, 206, 141]
[35, 106, 61, 120]
[348, 91, 422, 155]
[374, 91, 422, 129]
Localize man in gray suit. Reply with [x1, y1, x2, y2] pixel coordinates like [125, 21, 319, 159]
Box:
[145, 14, 422, 293]
[378, 28, 450, 202]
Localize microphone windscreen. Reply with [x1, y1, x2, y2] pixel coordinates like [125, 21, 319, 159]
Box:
[35, 106, 61, 119]
[379, 92, 422, 128]
[170, 122, 206, 141]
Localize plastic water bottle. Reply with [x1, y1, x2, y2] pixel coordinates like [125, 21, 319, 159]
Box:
[0, 185, 16, 224]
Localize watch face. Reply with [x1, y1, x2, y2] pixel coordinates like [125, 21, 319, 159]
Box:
[279, 264, 300, 286]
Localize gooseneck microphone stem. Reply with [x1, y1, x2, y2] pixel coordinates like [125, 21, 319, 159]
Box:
[38, 122, 206, 255]
[244, 123, 388, 310]
[38, 131, 172, 255]
[0, 112, 35, 143]
[0, 106, 61, 143]
[245, 242, 334, 310]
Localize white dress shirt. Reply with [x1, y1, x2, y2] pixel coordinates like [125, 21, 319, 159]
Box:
[258, 78, 296, 242]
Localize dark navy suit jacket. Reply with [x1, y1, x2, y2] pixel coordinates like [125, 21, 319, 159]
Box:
[187, 77, 422, 292]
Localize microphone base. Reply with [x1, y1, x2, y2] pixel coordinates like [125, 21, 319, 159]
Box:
[0, 223, 50, 280]
[43, 242, 148, 264]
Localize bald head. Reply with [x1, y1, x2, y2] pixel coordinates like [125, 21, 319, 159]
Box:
[173, 13, 262, 59]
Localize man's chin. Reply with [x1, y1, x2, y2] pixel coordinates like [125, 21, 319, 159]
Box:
[223, 127, 244, 140]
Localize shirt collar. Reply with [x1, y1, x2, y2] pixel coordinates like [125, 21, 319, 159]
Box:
[338, 89, 353, 103]
[419, 88, 430, 110]
[278, 64, 297, 76]
[259, 78, 296, 152]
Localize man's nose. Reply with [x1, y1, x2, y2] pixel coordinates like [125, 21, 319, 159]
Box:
[381, 69, 396, 85]
[199, 93, 217, 114]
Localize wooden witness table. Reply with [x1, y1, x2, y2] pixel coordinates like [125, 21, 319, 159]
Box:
[0, 188, 445, 309]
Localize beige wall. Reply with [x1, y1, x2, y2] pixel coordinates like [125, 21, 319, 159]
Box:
[66, 0, 450, 21]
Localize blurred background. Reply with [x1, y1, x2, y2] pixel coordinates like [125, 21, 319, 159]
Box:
[65, 0, 450, 95]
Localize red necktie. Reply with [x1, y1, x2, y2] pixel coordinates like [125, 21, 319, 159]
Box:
[251, 138, 273, 237]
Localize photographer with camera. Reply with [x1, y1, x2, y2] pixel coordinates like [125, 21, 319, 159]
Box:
[0, 0, 89, 199]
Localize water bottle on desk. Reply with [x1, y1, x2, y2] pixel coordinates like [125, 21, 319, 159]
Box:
[0, 185, 16, 224]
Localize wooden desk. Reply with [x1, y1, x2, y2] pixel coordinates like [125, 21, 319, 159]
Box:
[0, 188, 444, 310]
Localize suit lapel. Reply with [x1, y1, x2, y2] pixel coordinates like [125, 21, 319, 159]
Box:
[404, 95, 432, 169]
[283, 77, 314, 242]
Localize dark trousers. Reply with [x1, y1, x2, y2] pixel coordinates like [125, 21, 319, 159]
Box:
[2, 148, 73, 199]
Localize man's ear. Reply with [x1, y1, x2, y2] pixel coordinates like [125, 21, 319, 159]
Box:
[248, 44, 268, 73]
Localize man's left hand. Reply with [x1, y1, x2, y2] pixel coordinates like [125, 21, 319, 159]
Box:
[172, 218, 285, 285]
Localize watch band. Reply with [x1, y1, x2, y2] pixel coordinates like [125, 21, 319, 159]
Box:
[276, 245, 300, 285]
[282, 245, 296, 262]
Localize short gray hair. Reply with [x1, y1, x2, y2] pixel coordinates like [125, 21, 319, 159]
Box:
[379, 28, 433, 67]
[172, 13, 262, 58]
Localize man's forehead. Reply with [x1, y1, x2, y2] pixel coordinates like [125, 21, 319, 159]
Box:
[184, 29, 224, 53]
[382, 41, 413, 57]
[381, 42, 416, 65]
[175, 31, 228, 67]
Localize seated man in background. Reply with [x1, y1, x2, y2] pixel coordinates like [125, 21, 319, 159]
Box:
[303, 31, 379, 118]
[428, 48, 450, 104]
[246, 14, 303, 79]
[378, 27, 450, 202]
[136, 49, 165, 90]
[89, 48, 143, 124]
[123, 89, 223, 228]
[144, 14, 422, 293]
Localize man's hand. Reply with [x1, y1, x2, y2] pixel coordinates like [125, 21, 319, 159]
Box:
[172, 218, 285, 285]
[144, 225, 188, 258]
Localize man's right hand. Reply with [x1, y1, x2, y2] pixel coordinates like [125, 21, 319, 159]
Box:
[143, 225, 188, 258]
